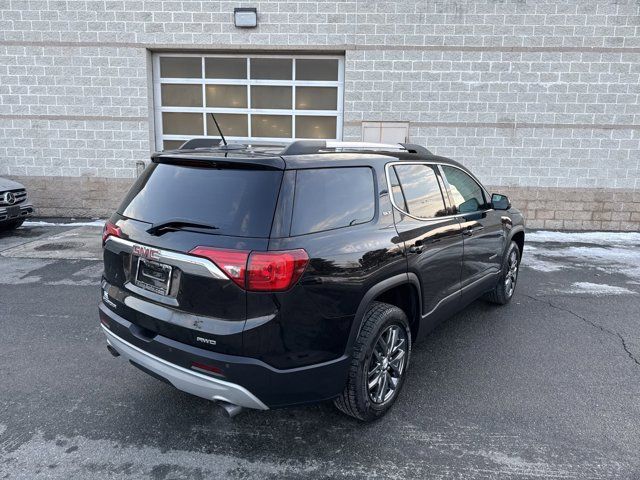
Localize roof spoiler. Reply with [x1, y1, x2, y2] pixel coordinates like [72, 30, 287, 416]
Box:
[281, 140, 432, 156]
[178, 138, 222, 150]
[177, 138, 250, 152]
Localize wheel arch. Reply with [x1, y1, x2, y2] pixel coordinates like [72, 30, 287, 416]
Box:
[345, 273, 422, 354]
[509, 227, 525, 257]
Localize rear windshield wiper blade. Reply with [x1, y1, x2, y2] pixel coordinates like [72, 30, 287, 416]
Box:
[147, 219, 219, 236]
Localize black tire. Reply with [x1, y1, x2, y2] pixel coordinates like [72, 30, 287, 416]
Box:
[485, 241, 521, 305]
[0, 219, 24, 231]
[334, 301, 412, 421]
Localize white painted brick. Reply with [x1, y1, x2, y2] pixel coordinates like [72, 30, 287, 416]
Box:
[0, 0, 638, 191]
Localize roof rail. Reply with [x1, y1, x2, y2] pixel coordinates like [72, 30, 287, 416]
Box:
[281, 140, 432, 156]
[400, 143, 433, 155]
[280, 140, 326, 155]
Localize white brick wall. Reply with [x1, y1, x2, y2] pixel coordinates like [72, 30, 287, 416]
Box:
[0, 46, 148, 118]
[0, 118, 149, 177]
[344, 50, 640, 126]
[1, 1, 639, 47]
[1, 0, 639, 190]
[409, 126, 638, 189]
[342, 46, 640, 188]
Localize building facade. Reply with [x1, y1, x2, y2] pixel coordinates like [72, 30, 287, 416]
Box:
[1, 0, 639, 230]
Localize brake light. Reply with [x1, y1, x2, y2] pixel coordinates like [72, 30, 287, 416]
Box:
[188, 247, 309, 292]
[102, 221, 121, 245]
[189, 247, 249, 288]
[246, 250, 309, 292]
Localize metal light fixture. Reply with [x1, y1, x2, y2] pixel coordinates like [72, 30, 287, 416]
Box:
[234, 8, 257, 28]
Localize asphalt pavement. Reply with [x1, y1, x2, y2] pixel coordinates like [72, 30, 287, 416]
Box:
[1, 223, 639, 479]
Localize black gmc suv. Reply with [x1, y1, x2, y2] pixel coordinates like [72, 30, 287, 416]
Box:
[100, 140, 525, 421]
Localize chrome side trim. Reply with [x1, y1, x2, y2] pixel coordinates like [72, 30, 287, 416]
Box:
[105, 236, 227, 280]
[102, 325, 268, 410]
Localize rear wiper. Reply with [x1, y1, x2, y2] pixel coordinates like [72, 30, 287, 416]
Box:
[147, 219, 219, 236]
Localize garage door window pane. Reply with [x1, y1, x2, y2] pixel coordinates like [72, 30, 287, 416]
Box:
[296, 116, 336, 139]
[296, 59, 339, 81]
[206, 85, 247, 108]
[206, 114, 248, 137]
[296, 87, 337, 110]
[251, 58, 292, 80]
[251, 86, 292, 109]
[156, 55, 342, 144]
[160, 57, 201, 78]
[162, 112, 203, 135]
[205, 57, 247, 79]
[252, 115, 291, 138]
[161, 84, 202, 107]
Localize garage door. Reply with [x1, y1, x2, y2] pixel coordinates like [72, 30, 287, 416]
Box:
[153, 54, 344, 150]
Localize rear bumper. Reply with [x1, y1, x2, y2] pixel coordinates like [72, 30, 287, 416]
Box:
[99, 302, 350, 408]
[102, 325, 268, 410]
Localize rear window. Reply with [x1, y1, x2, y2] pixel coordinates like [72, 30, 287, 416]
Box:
[290, 167, 375, 236]
[118, 163, 283, 237]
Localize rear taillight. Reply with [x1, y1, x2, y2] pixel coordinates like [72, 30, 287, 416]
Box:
[189, 247, 309, 292]
[102, 221, 121, 245]
[189, 247, 249, 289]
[246, 250, 309, 292]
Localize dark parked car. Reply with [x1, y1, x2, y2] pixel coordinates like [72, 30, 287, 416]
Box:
[99, 140, 525, 421]
[0, 178, 34, 230]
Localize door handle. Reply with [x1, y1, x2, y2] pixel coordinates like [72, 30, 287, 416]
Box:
[409, 241, 423, 254]
[464, 225, 484, 236]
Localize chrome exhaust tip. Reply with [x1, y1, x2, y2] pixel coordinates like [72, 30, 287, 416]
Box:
[218, 401, 243, 418]
[106, 344, 120, 357]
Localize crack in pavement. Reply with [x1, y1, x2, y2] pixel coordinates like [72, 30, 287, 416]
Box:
[521, 293, 640, 368]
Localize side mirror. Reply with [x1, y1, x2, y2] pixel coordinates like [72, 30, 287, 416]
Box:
[491, 193, 511, 210]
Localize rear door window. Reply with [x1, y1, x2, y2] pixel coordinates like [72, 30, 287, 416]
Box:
[390, 164, 448, 219]
[118, 163, 283, 237]
[290, 167, 375, 236]
[388, 166, 408, 213]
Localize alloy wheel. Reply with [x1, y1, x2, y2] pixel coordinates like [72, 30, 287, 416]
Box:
[367, 324, 407, 404]
[504, 249, 519, 298]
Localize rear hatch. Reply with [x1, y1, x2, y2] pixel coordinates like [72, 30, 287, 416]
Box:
[102, 154, 284, 355]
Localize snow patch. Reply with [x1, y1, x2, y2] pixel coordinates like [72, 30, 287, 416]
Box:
[22, 220, 105, 228]
[521, 255, 564, 272]
[559, 282, 636, 296]
[477, 450, 567, 477]
[522, 231, 640, 280]
[527, 231, 640, 246]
